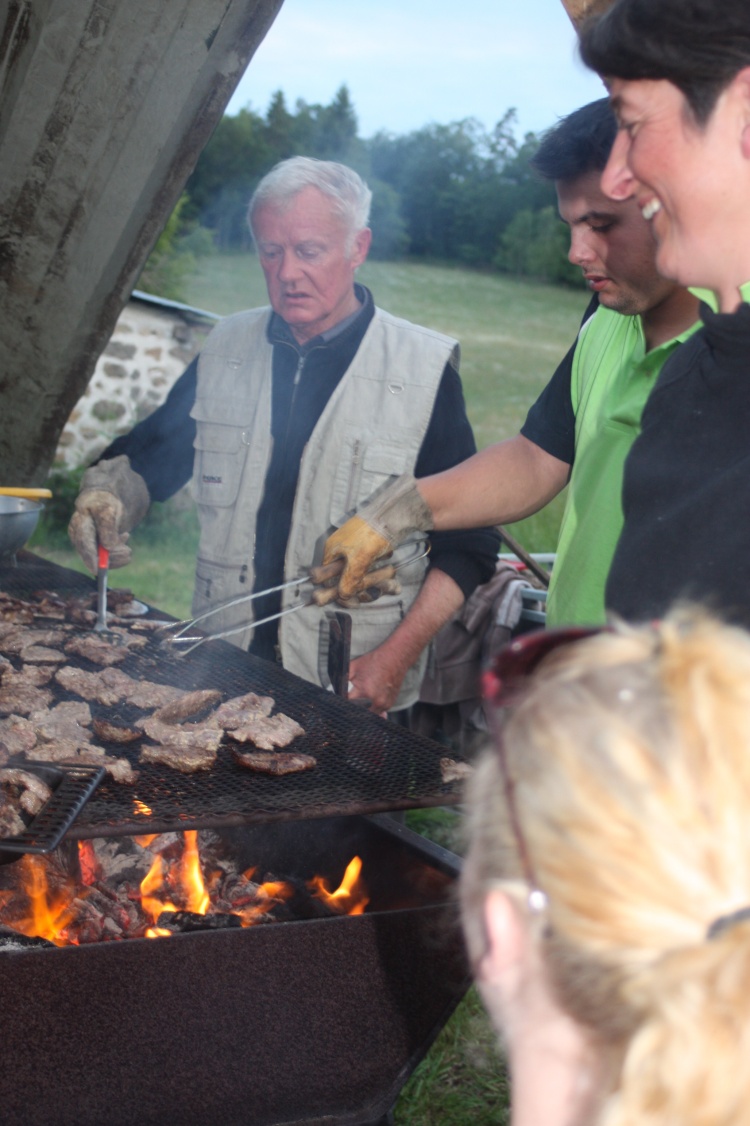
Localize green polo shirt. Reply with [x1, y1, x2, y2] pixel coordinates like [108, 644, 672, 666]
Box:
[546, 305, 699, 626]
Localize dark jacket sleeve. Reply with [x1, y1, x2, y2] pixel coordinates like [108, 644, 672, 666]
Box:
[415, 362, 501, 599]
[98, 358, 198, 502]
[520, 293, 599, 466]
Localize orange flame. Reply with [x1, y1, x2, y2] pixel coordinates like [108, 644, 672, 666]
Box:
[139, 854, 178, 924]
[133, 799, 152, 816]
[11, 855, 77, 945]
[308, 855, 369, 915]
[181, 831, 209, 915]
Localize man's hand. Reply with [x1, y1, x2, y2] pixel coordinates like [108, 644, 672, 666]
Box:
[68, 455, 150, 573]
[348, 648, 403, 715]
[320, 474, 433, 600]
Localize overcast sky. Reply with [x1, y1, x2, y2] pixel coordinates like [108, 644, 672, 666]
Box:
[227, 0, 606, 141]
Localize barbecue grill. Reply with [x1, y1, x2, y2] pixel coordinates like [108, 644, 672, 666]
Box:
[0, 554, 472, 1126]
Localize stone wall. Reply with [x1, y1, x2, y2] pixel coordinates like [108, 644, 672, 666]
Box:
[55, 293, 219, 469]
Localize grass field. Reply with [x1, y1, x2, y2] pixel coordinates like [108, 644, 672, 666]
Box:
[29, 255, 589, 1124]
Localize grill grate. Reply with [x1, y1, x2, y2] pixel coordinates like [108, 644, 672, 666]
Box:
[1, 555, 466, 837]
[0, 762, 105, 854]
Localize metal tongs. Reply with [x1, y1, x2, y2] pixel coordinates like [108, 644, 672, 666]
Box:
[159, 544, 429, 657]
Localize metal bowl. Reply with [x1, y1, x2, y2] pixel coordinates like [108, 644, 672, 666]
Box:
[0, 496, 44, 559]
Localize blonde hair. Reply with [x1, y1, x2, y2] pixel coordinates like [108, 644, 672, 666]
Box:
[463, 611, 750, 1126]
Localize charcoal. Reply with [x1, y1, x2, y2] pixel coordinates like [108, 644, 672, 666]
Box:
[0, 926, 56, 951]
[156, 910, 242, 932]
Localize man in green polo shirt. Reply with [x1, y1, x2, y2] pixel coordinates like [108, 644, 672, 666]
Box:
[318, 99, 701, 626]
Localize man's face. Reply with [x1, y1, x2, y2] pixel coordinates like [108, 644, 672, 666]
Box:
[254, 186, 371, 344]
[556, 169, 675, 316]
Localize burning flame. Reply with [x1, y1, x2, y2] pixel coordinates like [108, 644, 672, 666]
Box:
[0, 833, 369, 946]
[133, 799, 153, 816]
[308, 855, 369, 915]
[9, 856, 77, 946]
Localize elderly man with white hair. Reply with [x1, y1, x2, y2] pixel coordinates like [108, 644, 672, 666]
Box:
[69, 157, 499, 714]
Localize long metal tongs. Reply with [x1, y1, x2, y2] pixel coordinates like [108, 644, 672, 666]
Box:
[159, 545, 429, 657]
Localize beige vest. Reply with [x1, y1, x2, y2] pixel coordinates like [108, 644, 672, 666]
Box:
[189, 305, 457, 707]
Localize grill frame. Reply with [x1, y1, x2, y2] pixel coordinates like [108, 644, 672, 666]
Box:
[0, 556, 467, 837]
[0, 814, 470, 1126]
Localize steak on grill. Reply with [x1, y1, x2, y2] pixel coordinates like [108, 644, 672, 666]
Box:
[140, 742, 218, 773]
[151, 689, 223, 725]
[232, 749, 317, 775]
[227, 712, 304, 751]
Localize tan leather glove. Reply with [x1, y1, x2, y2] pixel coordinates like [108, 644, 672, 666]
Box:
[68, 455, 150, 572]
[318, 474, 433, 601]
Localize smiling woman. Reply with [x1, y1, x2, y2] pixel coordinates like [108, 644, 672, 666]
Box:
[576, 0, 750, 628]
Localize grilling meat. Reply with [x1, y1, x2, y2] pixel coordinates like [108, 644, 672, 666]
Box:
[138, 716, 223, 751]
[19, 644, 65, 664]
[91, 718, 142, 744]
[64, 634, 129, 666]
[125, 679, 185, 711]
[31, 700, 92, 744]
[55, 665, 133, 706]
[0, 627, 69, 655]
[0, 715, 39, 756]
[232, 749, 316, 775]
[214, 692, 274, 729]
[0, 767, 53, 816]
[151, 689, 223, 725]
[140, 742, 218, 773]
[0, 675, 54, 717]
[0, 793, 25, 837]
[227, 712, 304, 751]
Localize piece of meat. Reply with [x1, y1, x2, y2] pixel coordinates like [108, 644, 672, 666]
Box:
[227, 712, 304, 751]
[92, 718, 142, 744]
[0, 768, 53, 815]
[140, 742, 217, 773]
[0, 628, 68, 655]
[151, 689, 222, 725]
[64, 634, 129, 667]
[0, 715, 38, 756]
[30, 700, 93, 744]
[0, 793, 25, 837]
[22, 743, 138, 785]
[0, 677, 54, 717]
[232, 748, 316, 775]
[56, 665, 127, 705]
[19, 644, 65, 664]
[125, 679, 185, 710]
[138, 716, 223, 752]
[16, 665, 54, 686]
[440, 757, 474, 784]
[214, 692, 275, 730]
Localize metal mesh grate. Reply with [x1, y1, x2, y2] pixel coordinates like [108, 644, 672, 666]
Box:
[0, 762, 105, 854]
[1, 556, 465, 836]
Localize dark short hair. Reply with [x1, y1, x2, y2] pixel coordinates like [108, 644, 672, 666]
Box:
[530, 98, 616, 182]
[580, 0, 750, 126]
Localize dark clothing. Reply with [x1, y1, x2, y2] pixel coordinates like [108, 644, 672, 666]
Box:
[606, 300, 750, 625]
[103, 285, 499, 658]
[520, 294, 599, 464]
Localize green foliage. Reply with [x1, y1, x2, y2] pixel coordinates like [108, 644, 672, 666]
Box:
[180, 92, 572, 284]
[496, 206, 584, 286]
[138, 194, 214, 301]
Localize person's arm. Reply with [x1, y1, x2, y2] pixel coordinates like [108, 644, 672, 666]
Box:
[420, 434, 570, 530]
[68, 359, 199, 570]
[348, 566, 465, 713]
[321, 329, 581, 598]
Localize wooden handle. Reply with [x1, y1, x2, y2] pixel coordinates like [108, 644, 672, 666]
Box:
[0, 487, 52, 499]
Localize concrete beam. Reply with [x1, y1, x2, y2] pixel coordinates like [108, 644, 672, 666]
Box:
[0, 0, 283, 482]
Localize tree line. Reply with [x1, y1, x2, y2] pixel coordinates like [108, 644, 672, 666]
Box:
[141, 85, 584, 297]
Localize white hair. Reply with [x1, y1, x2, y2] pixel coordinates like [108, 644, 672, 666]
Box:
[247, 157, 372, 250]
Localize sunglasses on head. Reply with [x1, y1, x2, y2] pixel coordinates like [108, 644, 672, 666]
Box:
[481, 626, 608, 907]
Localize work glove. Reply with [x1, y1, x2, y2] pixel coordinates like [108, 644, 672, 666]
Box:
[68, 455, 150, 572]
[316, 474, 433, 601]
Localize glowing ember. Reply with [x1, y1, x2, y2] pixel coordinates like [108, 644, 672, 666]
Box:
[0, 832, 369, 945]
[133, 799, 152, 816]
[308, 856, 369, 915]
[78, 841, 100, 886]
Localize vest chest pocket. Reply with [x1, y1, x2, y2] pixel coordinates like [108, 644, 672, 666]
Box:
[192, 399, 255, 508]
[329, 439, 411, 525]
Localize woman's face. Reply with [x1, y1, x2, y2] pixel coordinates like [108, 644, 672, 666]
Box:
[601, 76, 750, 310]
